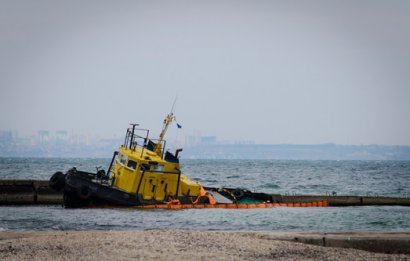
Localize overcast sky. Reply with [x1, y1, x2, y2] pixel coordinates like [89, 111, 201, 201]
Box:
[0, 0, 409, 145]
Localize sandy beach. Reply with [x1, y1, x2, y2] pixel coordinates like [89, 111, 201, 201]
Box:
[0, 230, 409, 260]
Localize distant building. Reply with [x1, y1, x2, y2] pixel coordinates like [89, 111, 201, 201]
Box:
[185, 135, 199, 147]
[200, 136, 217, 145]
[56, 130, 68, 145]
[38, 130, 49, 145]
[0, 131, 17, 146]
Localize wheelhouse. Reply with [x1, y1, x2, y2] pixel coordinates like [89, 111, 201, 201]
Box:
[108, 117, 201, 202]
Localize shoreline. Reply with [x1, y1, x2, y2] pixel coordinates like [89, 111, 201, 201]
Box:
[1, 230, 409, 260]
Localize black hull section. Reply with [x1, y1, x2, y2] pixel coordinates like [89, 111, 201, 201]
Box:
[50, 168, 276, 208]
[63, 169, 143, 208]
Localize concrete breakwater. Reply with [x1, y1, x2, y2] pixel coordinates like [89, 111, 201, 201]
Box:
[261, 232, 410, 254]
[1, 179, 410, 206]
[0, 180, 63, 205]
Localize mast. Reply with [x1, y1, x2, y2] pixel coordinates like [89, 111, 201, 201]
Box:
[154, 113, 176, 156]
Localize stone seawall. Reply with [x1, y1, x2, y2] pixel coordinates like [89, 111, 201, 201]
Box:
[1, 179, 410, 206]
[0, 180, 63, 205]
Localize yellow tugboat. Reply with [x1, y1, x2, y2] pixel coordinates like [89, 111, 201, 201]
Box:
[49, 113, 329, 208]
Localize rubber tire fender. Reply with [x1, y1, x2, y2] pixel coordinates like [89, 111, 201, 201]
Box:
[77, 186, 92, 200]
[232, 189, 245, 199]
[49, 171, 65, 191]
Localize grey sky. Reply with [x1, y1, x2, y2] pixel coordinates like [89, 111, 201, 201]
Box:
[0, 1, 409, 145]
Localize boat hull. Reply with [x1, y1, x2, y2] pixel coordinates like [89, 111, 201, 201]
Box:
[50, 168, 328, 208]
[62, 169, 143, 208]
[51, 168, 274, 208]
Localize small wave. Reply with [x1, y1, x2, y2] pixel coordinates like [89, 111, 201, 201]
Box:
[227, 175, 240, 179]
[203, 179, 219, 183]
[260, 183, 280, 189]
[368, 221, 389, 226]
[292, 185, 306, 189]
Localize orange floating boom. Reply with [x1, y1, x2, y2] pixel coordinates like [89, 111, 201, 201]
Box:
[132, 201, 329, 209]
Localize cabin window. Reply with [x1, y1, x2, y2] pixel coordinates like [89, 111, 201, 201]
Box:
[127, 160, 137, 170]
[140, 164, 150, 171]
[153, 164, 164, 172]
[119, 154, 127, 165]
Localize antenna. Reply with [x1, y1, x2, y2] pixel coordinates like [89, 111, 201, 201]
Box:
[170, 96, 178, 114]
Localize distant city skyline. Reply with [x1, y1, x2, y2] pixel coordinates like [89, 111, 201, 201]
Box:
[0, 128, 253, 148]
[1, 1, 409, 145]
[1, 128, 409, 160]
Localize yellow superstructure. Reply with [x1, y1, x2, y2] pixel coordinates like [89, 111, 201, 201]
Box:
[109, 114, 202, 202]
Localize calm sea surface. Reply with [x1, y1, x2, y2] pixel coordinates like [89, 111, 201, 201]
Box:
[0, 158, 409, 231]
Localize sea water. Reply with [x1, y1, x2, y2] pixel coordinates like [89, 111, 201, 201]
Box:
[0, 158, 409, 231]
